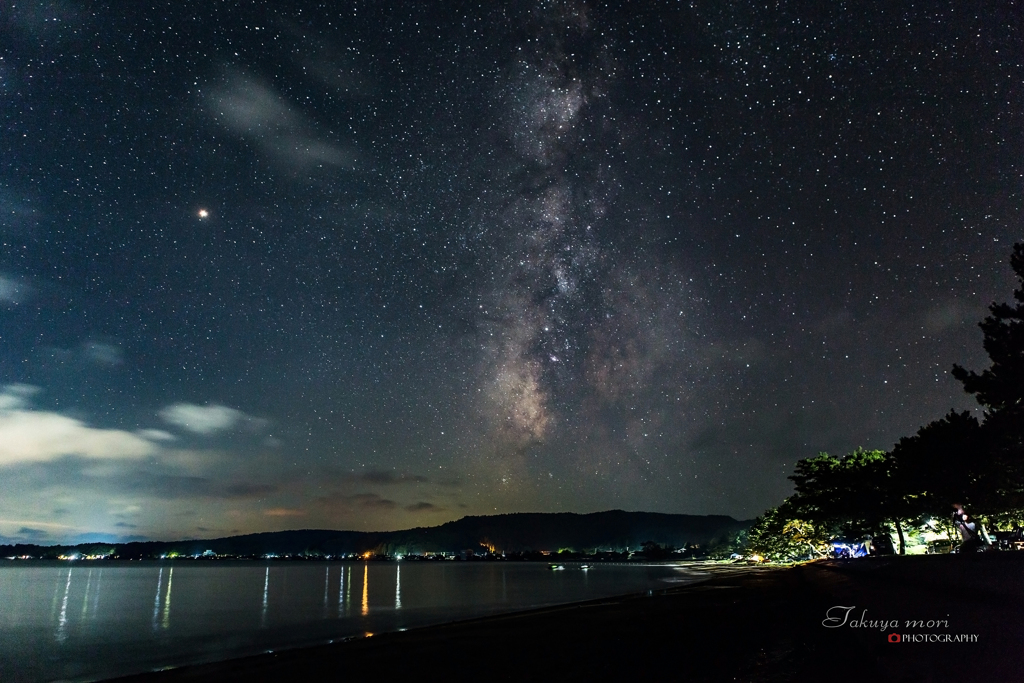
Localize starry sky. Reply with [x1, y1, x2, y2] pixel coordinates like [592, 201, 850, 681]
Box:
[1, 1, 1020, 543]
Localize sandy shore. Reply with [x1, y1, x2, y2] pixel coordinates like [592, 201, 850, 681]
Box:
[113, 553, 1024, 682]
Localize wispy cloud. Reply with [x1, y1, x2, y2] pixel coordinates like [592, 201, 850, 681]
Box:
[39, 339, 126, 370]
[14, 526, 50, 542]
[0, 385, 157, 466]
[264, 507, 305, 517]
[0, 518, 82, 544]
[0, 273, 30, 305]
[405, 501, 442, 513]
[113, 472, 277, 500]
[159, 402, 264, 436]
[82, 340, 123, 366]
[351, 493, 397, 510]
[136, 429, 175, 442]
[0, 519, 80, 530]
[0, 186, 42, 234]
[204, 67, 357, 172]
[0, 384, 37, 411]
[1, 452, 280, 504]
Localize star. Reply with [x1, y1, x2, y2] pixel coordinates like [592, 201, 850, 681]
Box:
[197, 209, 209, 219]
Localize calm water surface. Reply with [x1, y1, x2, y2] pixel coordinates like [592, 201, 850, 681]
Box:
[0, 561, 705, 682]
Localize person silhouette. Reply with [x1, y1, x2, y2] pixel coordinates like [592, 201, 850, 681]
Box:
[952, 503, 983, 552]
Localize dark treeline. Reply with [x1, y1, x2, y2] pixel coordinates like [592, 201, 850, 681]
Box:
[749, 243, 1024, 561]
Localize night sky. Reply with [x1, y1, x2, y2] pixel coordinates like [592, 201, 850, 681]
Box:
[1, 1, 1020, 543]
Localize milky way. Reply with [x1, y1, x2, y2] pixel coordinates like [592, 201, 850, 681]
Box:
[466, 4, 703, 478]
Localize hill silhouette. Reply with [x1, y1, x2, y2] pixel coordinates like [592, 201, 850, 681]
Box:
[1, 510, 750, 559]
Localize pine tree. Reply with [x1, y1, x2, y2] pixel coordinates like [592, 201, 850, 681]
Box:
[951, 242, 1024, 509]
[889, 410, 984, 513]
[951, 243, 1024, 413]
[787, 448, 912, 553]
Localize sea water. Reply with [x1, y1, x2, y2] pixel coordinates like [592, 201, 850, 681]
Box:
[0, 561, 704, 682]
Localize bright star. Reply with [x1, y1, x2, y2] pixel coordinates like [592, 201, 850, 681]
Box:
[197, 209, 209, 219]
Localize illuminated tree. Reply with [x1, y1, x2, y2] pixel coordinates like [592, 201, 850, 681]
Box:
[787, 448, 918, 554]
[745, 503, 832, 562]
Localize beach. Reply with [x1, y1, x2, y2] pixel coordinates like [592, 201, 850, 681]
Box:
[113, 552, 1024, 682]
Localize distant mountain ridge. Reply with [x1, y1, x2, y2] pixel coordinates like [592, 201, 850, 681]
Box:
[1, 510, 750, 558]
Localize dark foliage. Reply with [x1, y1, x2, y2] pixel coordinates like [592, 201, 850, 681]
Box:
[952, 242, 1024, 509]
[634, 540, 675, 560]
[952, 243, 1024, 414]
[889, 411, 991, 514]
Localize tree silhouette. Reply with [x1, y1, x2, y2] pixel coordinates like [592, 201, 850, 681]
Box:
[889, 411, 986, 514]
[952, 242, 1024, 413]
[951, 242, 1024, 509]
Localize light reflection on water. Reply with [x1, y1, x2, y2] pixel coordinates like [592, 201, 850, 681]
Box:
[0, 561, 697, 682]
[321, 565, 329, 618]
[361, 563, 369, 615]
[342, 565, 350, 618]
[152, 567, 163, 631]
[162, 567, 173, 630]
[55, 567, 72, 643]
[80, 568, 92, 621]
[395, 563, 401, 610]
[261, 566, 269, 627]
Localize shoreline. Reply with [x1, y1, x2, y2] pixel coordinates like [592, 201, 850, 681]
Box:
[111, 553, 1024, 682]
[96, 561, 746, 680]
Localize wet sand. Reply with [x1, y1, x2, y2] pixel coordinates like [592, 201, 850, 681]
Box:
[114, 553, 1024, 683]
